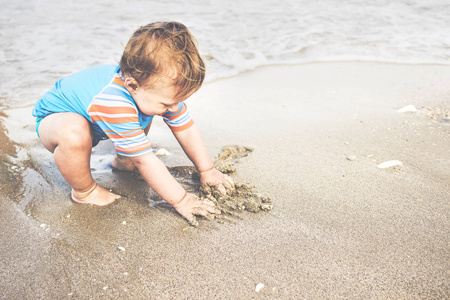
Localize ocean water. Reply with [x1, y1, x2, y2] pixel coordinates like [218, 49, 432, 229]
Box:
[0, 0, 449, 107]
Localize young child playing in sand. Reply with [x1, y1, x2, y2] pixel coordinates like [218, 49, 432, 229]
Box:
[32, 22, 234, 226]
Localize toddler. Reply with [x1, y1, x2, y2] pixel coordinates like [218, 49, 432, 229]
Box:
[32, 22, 233, 226]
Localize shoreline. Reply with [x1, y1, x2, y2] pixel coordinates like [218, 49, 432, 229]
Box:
[3, 60, 450, 110]
[1, 62, 449, 298]
[204, 59, 450, 85]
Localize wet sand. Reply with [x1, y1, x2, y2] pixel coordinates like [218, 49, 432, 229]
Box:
[1, 62, 449, 298]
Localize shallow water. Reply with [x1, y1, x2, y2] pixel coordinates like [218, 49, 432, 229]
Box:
[1, 0, 449, 108]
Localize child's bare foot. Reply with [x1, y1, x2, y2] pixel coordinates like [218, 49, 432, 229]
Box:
[71, 183, 120, 206]
[112, 154, 136, 172]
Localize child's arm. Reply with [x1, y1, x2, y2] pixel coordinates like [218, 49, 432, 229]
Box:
[172, 124, 234, 194]
[112, 120, 153, 172]
[129, 152, 220, 226]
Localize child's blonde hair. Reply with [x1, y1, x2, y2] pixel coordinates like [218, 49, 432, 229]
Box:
[119, 22, 206, 98]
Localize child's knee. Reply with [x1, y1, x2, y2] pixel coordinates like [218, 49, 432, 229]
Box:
[60, 116, 93, 148]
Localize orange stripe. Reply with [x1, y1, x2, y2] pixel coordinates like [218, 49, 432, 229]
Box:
[91, 115, 139, 123]
[169, 119, 194, 132]
[115, 143, 152, 154]
[165, 105, 186, 120]
[113, 77, 125, 86]
[88, 104, 136, 115]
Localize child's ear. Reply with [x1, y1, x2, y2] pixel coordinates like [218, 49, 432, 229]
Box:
[124, 77, 139, 93]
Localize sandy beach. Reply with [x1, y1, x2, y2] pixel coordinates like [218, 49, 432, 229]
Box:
[0, 62, 449, 299]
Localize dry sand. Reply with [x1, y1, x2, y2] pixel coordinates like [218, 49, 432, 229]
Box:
[0, 62, 449, 299]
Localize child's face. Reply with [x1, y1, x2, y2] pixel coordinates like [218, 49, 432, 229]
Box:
[126, 77, 190, 116]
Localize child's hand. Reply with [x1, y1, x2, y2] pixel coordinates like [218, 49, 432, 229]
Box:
[173, 193, 221, 226]
[200, 168, 235, 196]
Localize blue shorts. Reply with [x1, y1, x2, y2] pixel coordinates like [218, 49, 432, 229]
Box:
[35, 117, 43, 139]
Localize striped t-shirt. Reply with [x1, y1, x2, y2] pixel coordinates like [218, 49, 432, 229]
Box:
[32, 64, 194, 157]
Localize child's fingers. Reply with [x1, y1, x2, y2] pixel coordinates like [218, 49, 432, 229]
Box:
[203, 212, 215, 221]
[224, 175, 235, 188]
[186, 214, 199, 227]
[222, 180, 234, 191]
[216, 183, 227, 194]
[201, 199, 221, 215]
[209, 207, 222, 215]
[203, 181, 223, 194]
[193, 206, 215, 220]
[201, 184, 212, 197]
[217, 175, 234, 194]
[201, 198, 215, 207]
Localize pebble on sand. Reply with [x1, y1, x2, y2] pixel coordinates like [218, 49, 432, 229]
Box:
[397, 105, 416, 113]
[377, 160, 403, 169]
[255, 283, 265, 292]
[155, 148, 170, 156]
[346, 155, 357, 161]
[118, 246, 126, 251]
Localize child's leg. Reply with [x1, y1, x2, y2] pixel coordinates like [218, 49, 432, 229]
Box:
[112, 154, 136, 171]
[38, 112, 120, 206]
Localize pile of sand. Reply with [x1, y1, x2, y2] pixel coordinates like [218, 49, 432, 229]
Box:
[169, 145, 273, 220]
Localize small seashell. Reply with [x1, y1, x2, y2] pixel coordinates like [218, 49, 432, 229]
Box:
[377, 160, 403, 169]
[255, 283, 265, 292]
[346, 155, 357, 161]
[397, 105, 416, 113]
[155, 148, 170, 156]
[122, 221, 126, 225]
[118, 246, 126, 251]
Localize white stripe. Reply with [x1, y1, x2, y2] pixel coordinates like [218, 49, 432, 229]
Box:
[92, 98, 136, 108]
[110, 134, 148, 143]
